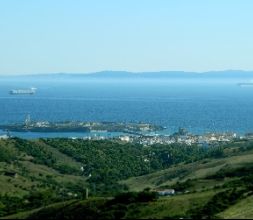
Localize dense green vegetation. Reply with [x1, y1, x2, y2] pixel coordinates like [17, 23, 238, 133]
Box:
[43, 139, 226, 186]
[0, 190, 62, 217]
[1, 137, 253, 219]
[188, 189, 247, 218]
[26, 191, 158, 220]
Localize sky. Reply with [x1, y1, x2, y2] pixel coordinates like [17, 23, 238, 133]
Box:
[0, 0, 253, 75]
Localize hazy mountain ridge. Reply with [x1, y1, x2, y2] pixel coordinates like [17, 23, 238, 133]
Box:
[2, 70, 253, 79]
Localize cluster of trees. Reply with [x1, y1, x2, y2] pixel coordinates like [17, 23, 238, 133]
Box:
[10, 138, 81, 175]
[0, 137, 243, 198]
[12, 138, 57, 166]
[207, 165, 253, 180]
[0, 190, 61, 217]
[0, 140, 19, 162]
[43, 139, 227, 186]
[1, 137, 231, 185]
[27, 190, 158, 220]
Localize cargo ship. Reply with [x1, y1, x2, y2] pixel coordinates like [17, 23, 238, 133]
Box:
[238, 83, 253, 87]
[9, 87, 37, 95]
[237, 80, 253, 87]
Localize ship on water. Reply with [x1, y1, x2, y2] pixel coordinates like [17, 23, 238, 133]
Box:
[237, 79, 253, 87]
[238, 82, 253, 87]
[9, 87, 37, 95]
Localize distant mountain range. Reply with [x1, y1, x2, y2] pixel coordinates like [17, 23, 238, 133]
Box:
[3, 70, 253, 79]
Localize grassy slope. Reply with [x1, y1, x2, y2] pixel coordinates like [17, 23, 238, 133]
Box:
[0, 200, 76, 219]
[118, 147, 253, 219]
[3, 192, 214, 219]
[2, 199, 107, 220]
[121, 151, 253, 192]
[125, 191, 217, 219]
[217, 196, 253, 219]
[3, 190, 221, 219]
[30, 140, 84, 169]
[0, 139, 87, 196]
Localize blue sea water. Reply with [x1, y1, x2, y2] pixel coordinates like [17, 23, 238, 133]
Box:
[0, 77, 253, 138]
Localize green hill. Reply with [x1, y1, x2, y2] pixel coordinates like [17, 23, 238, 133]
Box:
[217, 195, 253, 219]
[4, 188, 252, 219]
[121, 149, 253, 192]
[1, 137, 253, 218]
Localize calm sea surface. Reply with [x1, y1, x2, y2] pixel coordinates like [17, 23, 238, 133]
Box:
[0, 78, 253, 138]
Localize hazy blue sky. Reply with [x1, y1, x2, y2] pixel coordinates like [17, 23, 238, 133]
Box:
[1, 0, 253, 75]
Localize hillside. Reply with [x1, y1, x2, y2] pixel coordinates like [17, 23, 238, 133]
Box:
[4, 187, 253, 219]
[121, 148, 253, 192]
[0, 138, 253, 218]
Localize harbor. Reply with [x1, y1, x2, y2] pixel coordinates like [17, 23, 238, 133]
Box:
[0, 116, 249, 147]
[0, 115, 164, 137]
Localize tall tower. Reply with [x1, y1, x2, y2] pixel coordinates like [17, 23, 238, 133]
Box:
[25, 114, 31, 126]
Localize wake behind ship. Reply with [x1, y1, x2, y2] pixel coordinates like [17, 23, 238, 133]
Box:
[9, 87, 37, 95]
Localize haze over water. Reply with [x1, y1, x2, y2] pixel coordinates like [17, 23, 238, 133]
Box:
[0, 77, 253, 137]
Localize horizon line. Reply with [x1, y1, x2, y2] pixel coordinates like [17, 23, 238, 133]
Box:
[1, 69, 253, 77]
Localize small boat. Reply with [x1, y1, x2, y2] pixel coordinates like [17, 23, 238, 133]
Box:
[237, 79, 253, 87]
[9, 87, 37, 95]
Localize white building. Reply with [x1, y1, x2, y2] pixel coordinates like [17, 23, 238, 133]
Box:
[156, 189, 175, 196]
[0, 135, 9, 139]
[120, 136, 131, 142]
